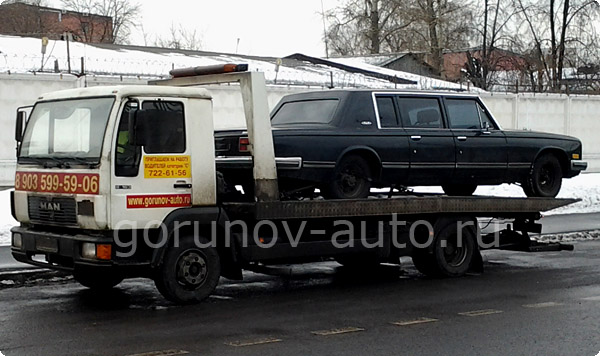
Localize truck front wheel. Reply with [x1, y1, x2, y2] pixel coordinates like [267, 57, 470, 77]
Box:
[154, 237, 221, 304]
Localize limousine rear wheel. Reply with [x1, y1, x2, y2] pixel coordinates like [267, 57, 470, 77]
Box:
[524, 154, 563, 198]
[324, 155, 372, 199]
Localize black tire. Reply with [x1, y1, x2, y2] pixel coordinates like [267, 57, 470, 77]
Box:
[73, 268, 124, 290]
[442, 184, 477, 196]
[154, 237, 220, 304]
[323, 155, 372, 199]
[411, 222, 476, 278]
[523, 154, 563, 197]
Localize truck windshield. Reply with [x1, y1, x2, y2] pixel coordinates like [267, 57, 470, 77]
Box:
[18, 97, 115, 166]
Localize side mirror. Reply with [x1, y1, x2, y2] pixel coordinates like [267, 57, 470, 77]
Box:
[482, 121, 492, 133]
[15, 111, 25, 142]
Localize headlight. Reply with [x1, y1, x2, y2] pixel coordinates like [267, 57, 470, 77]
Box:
[12, 233, 22, 249]
[81, 242, 96, 259]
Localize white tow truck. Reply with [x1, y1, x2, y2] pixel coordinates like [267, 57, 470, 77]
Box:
[11, 65, 576, 303]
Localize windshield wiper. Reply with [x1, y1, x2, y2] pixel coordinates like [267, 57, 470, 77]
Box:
[60, 156, 98, 168]
[19, 156, 68, 168]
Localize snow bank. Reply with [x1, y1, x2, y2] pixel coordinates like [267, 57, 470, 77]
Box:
[0, 173, 598, 246]
[409, 173, 600, 215]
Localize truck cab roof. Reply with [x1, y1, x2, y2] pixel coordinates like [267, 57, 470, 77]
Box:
[36, 85, 212, 102]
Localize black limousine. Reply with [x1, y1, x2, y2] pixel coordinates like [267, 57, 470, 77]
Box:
[215, 90, 587, 199]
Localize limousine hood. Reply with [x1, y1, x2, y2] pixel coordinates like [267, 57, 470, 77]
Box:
[502, 129, 582, 142]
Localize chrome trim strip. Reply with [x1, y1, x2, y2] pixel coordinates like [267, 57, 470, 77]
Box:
[215, 156, 303, 170]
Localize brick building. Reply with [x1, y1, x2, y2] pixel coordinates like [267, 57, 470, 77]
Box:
[0, 1, 113, 43]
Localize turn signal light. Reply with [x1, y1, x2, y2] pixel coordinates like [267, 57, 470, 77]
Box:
[572, 154, 580, 159]
[96, 244, 112, 260]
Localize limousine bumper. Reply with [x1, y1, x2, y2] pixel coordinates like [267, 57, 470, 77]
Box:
[216, 156, 303, 170]
[567, 160, 588, 178]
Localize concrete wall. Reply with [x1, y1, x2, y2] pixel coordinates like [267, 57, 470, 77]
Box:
[0, 74, 597, 185]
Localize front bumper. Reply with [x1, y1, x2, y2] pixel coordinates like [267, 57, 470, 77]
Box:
[571, 161, 588, 171]
[567, 160, 588, 178]
[11, 226, 113, 272]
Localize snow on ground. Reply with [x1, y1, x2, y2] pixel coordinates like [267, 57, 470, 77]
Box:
[408, 172, 600, 216]
[0, 173, 598, 247]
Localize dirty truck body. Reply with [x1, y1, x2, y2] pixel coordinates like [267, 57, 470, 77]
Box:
[10, 68, 576, 303]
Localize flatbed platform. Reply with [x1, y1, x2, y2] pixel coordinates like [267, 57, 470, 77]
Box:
[223, 196, 578, 220]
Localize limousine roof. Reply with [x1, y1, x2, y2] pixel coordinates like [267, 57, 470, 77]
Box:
[280, 89, 482, 100]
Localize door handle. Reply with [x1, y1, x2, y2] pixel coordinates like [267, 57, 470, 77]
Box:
[174, 183, 192, 189]
[457, 136, 467, 141]
[410, 135, 422, 141]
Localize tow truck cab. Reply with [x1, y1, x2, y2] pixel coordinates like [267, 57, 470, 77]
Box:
[11, 85, 219, 270]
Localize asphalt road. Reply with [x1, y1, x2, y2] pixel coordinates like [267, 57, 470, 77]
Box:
[2, 240, 600, 356]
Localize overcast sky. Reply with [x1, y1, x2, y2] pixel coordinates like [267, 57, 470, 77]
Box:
[49, 0, 336, 57]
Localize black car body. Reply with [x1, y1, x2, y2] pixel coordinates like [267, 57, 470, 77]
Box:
[216, 90, 587, 198]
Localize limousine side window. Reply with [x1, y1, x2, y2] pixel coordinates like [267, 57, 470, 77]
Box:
[397, 97, 443, 128]
[376, 96, 399, 127]
[271, 99, 339, 126]
[445, 99, 482, 129]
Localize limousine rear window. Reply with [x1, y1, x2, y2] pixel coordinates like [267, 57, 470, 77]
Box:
[271, 99, 339, 125]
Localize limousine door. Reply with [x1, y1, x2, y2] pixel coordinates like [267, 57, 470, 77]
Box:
[444, 98, 508, 183]
[396, 96, 456, 185]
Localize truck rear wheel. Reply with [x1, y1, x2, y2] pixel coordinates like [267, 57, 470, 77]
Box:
[411, 221, 476, 278]
[154, 237, 221, 304]
[73, 268, 124, 290]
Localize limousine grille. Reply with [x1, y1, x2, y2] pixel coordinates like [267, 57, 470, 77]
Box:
[28, 196, 77, 226]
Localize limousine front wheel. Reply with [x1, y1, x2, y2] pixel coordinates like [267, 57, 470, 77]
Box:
[324, 155, 372, 199]
[524, 154, 563, 198]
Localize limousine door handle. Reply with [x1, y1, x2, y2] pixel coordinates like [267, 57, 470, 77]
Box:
[457, 136, 468, 141]
[410, 135, 422, 141]
[174, 183, 192, 189]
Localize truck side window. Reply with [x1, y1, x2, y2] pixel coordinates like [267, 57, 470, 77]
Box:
[446, 99, 481, 129]
[397, 97, 443, 128]
[376, 96, 398, 128]
[141, 101, 186, 153]
[115, 101, 141, 177]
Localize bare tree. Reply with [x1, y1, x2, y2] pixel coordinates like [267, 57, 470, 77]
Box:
[154, 23, 203, 51]
[60, 0, 140, 44]
[325, 0, 414, 55]
[512, 0, 600, 91]
[325, 0, 473, 76]
[464, 0, 518, 90]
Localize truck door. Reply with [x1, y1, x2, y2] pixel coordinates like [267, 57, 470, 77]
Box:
[110, 98, 193, 228]
[397, 96, 456, 185]
[444, 98, 507, 183]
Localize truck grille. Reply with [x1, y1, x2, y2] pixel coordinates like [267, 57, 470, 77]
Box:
[28, 196, 77, 226]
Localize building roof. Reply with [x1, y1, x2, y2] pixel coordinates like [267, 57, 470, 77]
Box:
[0, 34, 478, 91]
